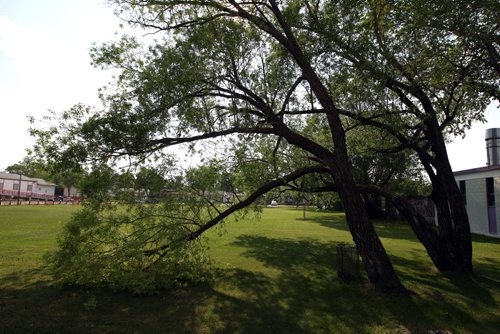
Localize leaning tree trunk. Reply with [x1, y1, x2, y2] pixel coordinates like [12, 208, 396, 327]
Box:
[327, 150, 406, 293]
[391, 194, 469, 272]
[269, 15, 406, 292]
[337, 174, 406, 293]
[412, 117, 473, 272]
[282, 121, 407, 293]
[429, 167, 473, 272]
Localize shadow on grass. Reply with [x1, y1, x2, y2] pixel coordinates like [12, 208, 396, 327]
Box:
[227, 235, 431, 333]
[0, 243, 422, 333]
[390, 251, 500, 332]
[1, 235, 499, 333]
[303, 212, 421, 243]
[227, 235, 500, 333]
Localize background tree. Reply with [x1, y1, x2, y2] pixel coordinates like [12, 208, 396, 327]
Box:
[135, 167, 168, 202]
[346, 127, 430, 219]
[6, 157, 51, 180]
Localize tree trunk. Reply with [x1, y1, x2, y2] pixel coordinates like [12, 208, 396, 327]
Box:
[408, 117, 473, 272]
[261, 6, 406, 292]
[328, 157, 406, 294]
[392, 180, 472, 273]
[429, 171, 473, 272]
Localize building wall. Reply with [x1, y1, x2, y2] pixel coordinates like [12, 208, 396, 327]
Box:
[63, 186, 80, 197]
[35, 184, 55, 197]
[459, 176, 500, 237]
[494, 177, 500, 235]
[0, 175, 55, 199]
[464, 178, 488, 235]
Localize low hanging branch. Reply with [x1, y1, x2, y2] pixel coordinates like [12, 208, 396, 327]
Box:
[145, 164, 329, 263]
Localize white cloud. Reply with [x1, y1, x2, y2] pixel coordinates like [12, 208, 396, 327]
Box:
[0, 15, 51, 60]
[0, 5, 122, 170]
[446, 102, 500, 171]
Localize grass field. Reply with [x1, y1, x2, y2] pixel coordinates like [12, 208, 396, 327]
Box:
[0, 205, 499, 333]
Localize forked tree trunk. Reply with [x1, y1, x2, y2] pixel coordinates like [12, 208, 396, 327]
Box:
[385, 116, 473, 273]
[421, 118, 473, 272]
[429, 170, 472, 272]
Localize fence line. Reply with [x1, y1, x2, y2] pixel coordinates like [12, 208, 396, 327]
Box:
[0, 198, 81, 206]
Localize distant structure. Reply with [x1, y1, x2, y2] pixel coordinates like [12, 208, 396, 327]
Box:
[0, 171, 56, 201]
[267, 200, 279, 208]
[453, 128, 500, 237]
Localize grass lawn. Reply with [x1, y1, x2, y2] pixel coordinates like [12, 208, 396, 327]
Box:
[0, 205, 499, 333]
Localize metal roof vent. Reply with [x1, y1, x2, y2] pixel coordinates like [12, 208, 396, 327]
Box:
[486, 128, 500, 166]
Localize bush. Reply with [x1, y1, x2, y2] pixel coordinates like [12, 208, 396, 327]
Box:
[46, 205, 213, 294]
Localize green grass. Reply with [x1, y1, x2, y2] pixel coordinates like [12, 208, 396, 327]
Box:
[0, 205, 499, 333]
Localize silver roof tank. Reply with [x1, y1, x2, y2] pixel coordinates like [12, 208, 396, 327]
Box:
[486, 128, 500, 166]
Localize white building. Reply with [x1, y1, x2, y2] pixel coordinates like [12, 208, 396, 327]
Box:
[0, 172, 56, 200]
[453, 128, 500, 237]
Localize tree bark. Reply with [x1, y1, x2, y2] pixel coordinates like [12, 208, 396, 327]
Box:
[424, 118, 472, 272]
[329, 159, 407, 293]
[262, 1, 406, 293]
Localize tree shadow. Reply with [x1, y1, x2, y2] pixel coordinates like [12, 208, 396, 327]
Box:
[226, 235, 432, 333]
[1, 234, 499, 333]
[304, 213, 421, 243]
[387, 252, 500, 332]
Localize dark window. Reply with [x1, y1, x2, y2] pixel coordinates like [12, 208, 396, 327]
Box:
[27, 184, 33, 192]
[486, 177, 498, 234]
[486, 178, 495, 206]
[13, 183, 20, 191]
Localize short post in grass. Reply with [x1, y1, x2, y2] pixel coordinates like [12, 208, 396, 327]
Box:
[336, 243, 360, 281]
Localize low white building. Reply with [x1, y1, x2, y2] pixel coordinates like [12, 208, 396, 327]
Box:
[453, 128, 500, 237]
[63, 185, 80, 197]
[0, 172, 56, 200]
[455, 165, 500, 237]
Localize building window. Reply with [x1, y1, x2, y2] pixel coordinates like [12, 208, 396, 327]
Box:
[459, 180, 466, 204]
[27, 184, 33, 192]
[13, 183, 20, 191]
[0, 183, 3, 190]
[486, 178, 495, 206]
[486, 177, 498, 234]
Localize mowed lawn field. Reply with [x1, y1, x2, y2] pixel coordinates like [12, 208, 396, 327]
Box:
[0, 205, 499, 333]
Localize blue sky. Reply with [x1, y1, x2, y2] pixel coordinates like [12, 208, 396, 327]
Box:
[0, 0, 498, 172]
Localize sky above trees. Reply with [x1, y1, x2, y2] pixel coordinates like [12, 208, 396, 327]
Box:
[0, 0, 498, 172]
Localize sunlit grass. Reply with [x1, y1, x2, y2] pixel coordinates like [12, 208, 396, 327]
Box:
[0, 205, 499, 333]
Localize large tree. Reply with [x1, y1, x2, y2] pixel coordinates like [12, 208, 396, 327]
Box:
[34, 1, 411, 292]
[279, 0, 498, 273]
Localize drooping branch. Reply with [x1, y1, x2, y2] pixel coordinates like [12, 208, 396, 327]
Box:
[145, 164, 330, 262]
[149, 127, 277, 148]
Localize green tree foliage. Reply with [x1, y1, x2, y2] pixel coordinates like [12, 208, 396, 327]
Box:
[33, 0, 497, 292]
[47, 166, 212, 294]
[281, 0, 498, 272]
[6, 158, 51, 180]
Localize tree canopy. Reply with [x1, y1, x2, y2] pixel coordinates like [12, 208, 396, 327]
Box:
[31, 0, 498, 293]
